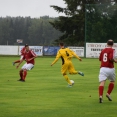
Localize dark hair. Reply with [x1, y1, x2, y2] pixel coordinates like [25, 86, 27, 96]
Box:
[25, 44, 29, 47]
[59, 42, 64, 46]
[107, 40, 114, 46]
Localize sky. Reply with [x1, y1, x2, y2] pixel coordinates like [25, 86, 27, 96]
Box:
[0, 0, 66, 18]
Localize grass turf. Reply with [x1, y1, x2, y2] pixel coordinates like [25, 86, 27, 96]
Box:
[0, 56, 117, 117]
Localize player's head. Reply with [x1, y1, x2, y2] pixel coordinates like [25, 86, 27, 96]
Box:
[107, 39, 114, 46]
[25, 44, 29, 51]
[25, 44, 28, 47]
[59, 42, 64, 48]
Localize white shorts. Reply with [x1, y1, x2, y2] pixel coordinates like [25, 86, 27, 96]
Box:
[21, 63, 34, 71]
[99, 67, 116, 82]
[20, 55, 24, 60]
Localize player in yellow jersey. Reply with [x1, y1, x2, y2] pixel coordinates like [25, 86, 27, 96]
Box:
[51, 42, 84, 87]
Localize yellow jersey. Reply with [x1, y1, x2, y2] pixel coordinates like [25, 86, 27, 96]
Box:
[51, 48, 81, 65]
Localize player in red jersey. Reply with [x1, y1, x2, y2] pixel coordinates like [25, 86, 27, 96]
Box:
[98, 39, 117, 103]
[12, 44, 28, 66]
[16, 44, 37, 82]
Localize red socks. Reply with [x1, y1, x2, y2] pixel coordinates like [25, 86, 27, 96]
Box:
[20, 70, 27, 81]
[99, 86, 104, 97]
[107, 83, 114, 95]
[99, 83, 114, 97]
[23, 70, 27, 81]
[20, 70, 23, 79]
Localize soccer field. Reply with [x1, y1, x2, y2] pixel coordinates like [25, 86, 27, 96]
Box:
[0, 56, 117, 117]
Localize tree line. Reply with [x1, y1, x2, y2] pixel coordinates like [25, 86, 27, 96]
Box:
[1, 0, 117, 46]
[0, 16, 62, 46]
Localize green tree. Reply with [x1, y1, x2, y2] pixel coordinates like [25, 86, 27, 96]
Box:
[86, 4, 117, 42]
[27, 16, 62, 45]
[50, 0, 117, 46]
[0, 16, 62, 45]
[0, 18, 11, 45]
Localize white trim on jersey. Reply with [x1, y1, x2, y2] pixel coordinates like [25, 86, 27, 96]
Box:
[30, 50, 36, 57]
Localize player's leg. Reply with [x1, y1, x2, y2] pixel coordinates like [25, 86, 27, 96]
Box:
[68, 62, 77, 74]
[22, 69, 27, 81]
[61, 63, 72, 85]
[98, 67, 107, 103]
[106, 68, 115, 101]
[21, 63, 34, 81]
[99, 80, 106, 103]
[18, 69, 23, 81]
[78, 71, 84, 76]
[12, 55, 23, 66]
[106, 81, 114, 101]
[68, 61, 84, 76]
[17, 63, 27, 81]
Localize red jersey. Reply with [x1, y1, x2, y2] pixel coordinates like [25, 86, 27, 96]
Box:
[23, 50, 36, 65]
[20, 47, 26, 55]
[99, 47, 115, 68]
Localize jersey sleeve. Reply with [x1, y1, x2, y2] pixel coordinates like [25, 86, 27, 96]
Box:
[21, 47, 26, 55]
[113, 49, 116, 59]
[69, 49, 81, 60]
[109, 49, 115, 60]
[99, 52, 102, 61]
[31, 50, 37, 57]
[51, 50, 61, 65]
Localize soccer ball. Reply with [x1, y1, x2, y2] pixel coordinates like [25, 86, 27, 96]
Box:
[70, 80, 74, 85]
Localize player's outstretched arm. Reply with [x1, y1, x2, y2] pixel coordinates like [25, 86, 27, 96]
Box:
[16, 59, 24, 69]
[69, 49, 82, 61]
[51, 57, 59, 66]
[51, 64, 53, 66]
[79, 58, 82, 61]
[72, 52, 82, 61]
[114, 59, 117, 63]
[27, 56, 37, 62]
[51, 51, 61, 66]
[110, 58, 117, 63]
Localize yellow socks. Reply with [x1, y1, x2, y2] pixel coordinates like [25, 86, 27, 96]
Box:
[63, 75, 71, 84]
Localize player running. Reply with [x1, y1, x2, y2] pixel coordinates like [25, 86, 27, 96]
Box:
[12, 44, 28, 66]
[98, 39, 117, 103]
[51, 42, 84, 87]
[16, 44, 37, 82]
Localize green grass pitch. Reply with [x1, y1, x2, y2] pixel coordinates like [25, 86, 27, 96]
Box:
[0, 56, 117, 117]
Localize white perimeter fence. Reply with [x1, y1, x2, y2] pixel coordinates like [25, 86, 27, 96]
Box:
[0, 45, 43, 56]
[0, 43, 117, 58]
[86, 43, 117, 58]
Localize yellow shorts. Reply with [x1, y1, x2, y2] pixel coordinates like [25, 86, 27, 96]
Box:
[61, 61, 77, 74]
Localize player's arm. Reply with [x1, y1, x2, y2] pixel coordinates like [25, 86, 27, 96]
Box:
[109, 58, 117, 63]
[113, 50, 117, 63]
[51, 51, 61, 66]
[16, 59, 24, 69]
[20, 47, 25, 55]
[27, 56, 37, 61]
[99, 49, 104, 61]
[70, 49, 82, 61]
[109, 57, 117, 63]
[27, 50, 37, 62]
[114, 60, 117, 63]
[113, 59, 117, 63]
[109, 50, 117, 63]
[99, 53, 102, 61]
